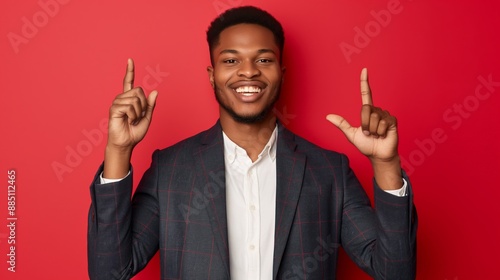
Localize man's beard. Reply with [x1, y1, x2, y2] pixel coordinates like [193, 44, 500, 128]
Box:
[214, 84, 281, 124]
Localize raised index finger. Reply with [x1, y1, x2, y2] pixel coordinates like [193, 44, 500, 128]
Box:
[123, 58, 135, 92]
[360, 68, 373, 105]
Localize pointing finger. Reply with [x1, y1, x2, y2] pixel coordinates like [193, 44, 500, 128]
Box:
[360, 68, 373, 106]
[123, 58, 135, 92]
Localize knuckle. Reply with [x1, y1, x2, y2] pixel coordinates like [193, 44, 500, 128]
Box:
[131, 95, 141, 105]
[370, 112, 380, 120]
[115, 92, 126, 99]
[135, 87, 145, 95]
[125, 103, 135, 112]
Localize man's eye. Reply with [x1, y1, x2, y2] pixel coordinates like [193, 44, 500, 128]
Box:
[223, 59, 237, 64]
[257, 58, 272, 63]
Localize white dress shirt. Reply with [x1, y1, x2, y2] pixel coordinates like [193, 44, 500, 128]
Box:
[223, 128, 278, 280]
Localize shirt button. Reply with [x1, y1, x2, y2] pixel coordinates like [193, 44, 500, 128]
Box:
[249, 245, 255, 250]
[250, 205, 256, 211]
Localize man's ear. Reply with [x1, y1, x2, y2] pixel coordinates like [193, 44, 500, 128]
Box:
[207, 66, 214, 88]
[281, 66, 286, 82]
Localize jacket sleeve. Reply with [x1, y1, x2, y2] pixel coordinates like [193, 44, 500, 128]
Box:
[87, 151, 161, 280]
[340, 154, 417, 280]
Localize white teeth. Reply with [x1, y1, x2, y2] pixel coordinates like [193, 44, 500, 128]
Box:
[235, 86, 261, 93]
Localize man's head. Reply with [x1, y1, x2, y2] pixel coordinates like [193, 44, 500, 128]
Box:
[206, 6, 285, 66]
[206, 6, 286, 124]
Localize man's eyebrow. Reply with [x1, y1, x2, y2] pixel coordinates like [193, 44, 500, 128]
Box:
[219, 49, 277, 55]
[219, 49, 238, 55]
[257, 49, 276, 55]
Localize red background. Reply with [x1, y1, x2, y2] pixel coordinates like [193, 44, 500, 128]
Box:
[1, 0, 499, 279]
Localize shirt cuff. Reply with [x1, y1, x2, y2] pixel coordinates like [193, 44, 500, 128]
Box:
[99, 171, 131, 184]
[383, 178, 408, 197]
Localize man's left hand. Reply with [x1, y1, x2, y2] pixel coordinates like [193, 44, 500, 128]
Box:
[327, 68, 403, 190]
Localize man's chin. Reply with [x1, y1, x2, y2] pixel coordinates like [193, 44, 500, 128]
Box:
[215, 87, 279, 124]
[229, 111, 268, 124]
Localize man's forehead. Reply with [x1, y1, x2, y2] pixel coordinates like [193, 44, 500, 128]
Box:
[219, 23, 273, 37]
[218, 49, 277, 55]
[214, 24, 279, 51]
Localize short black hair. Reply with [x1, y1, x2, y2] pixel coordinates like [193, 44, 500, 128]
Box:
[206, 6, 285, 65]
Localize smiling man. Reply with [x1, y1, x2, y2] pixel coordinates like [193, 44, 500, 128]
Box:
[87, 6, 416, 280]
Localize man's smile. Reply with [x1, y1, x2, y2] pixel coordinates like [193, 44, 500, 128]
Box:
[230, 80, 266, 99]
[235, 85, 261, 94]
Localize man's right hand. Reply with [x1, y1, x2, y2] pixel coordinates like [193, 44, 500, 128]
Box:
[103, 58, 159, 179]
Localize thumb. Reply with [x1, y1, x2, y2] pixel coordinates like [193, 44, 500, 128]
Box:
[326, 114, 355, 141]
[144, 90, 158, 119]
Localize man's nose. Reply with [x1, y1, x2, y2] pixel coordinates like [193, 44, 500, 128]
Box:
[237, 60, 260, 78]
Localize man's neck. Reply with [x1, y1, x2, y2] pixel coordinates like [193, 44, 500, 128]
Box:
[220, 113, 277, 162]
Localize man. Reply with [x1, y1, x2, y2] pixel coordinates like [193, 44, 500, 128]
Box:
[88, 6, 416, 280]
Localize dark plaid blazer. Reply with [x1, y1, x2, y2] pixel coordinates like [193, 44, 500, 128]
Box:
[88, 121, 417, 279]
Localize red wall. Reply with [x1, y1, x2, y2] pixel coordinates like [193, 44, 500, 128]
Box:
[1, 0, 499, 279]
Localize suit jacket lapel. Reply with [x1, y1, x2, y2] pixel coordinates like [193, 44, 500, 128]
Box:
[191, 121, 306, 278]
[193, 121, 230, 277]
[273, 124, 306, 278]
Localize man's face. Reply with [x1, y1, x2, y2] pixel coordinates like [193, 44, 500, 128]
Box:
[207, 23, 285, 124]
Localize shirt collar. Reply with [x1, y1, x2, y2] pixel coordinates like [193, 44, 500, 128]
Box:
[222, 125, 278, 164]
